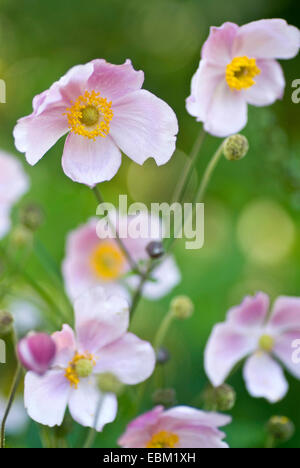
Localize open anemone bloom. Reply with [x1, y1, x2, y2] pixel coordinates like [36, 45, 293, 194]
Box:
[13, 59, 178, 186]
[118, 405, 231, 448]
[205, 293, 300, 403]
[0, 150, 29, 238]
[24, 287, 155, 429]
[62, 213, 181, 302]
[186, 19, 300, 137]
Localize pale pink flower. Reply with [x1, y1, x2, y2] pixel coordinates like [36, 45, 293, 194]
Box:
[118, 405, 231, 448]
[186, 19, 300, 137]
[13, 59, 178, 186]
[62, 213, 181, 302]
[24, 287, 155, 429]
[0, 150, 29, 238]
[205, 292, 300, 403]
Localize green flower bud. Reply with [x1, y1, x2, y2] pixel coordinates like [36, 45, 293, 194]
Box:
[171, 295, 194, 320]
[75, 358, 94, 378]
[203, 384, 236, 412]
[97, 372, 124, 395]
[267, 416, 295, 443]
[0, 310, 14, 335]
[152, 388, 177, 408]
[223, 134, 249, 161]
[20, 203, 44, 231]
[10, 225, 32, 247]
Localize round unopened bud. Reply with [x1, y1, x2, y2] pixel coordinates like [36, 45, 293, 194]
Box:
[0, 310, 14, 335]
[203, 384, 236, 412]
[20, 203, 44, 231]
[267, 416, 295, 443]
[97, 372, 124, 395]
[17, 332, 56, 375]
[156, 347, 170, 365]
[75, 358, 94, 378]
[223, 134, 249, 161]
[10, 225, 32, 247]
[171, 295, 194, 320]
[152, 388, 177, 408]
[146, 241, 164, 259]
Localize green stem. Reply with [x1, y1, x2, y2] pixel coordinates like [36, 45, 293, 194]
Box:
[153, 309, 175, 350]
[166, 140, 224, 253]
[92, 186, 141, 275]
[171, 128, 205, 204]
[193, 141, 224, 204]
[265, 434, 276, 449]
[130, 262, 154, 318]
[0, 364, 23, 449]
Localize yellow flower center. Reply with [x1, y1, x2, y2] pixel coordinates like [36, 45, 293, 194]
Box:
[65, 352, 95, 388]
[259, 334, 274, 353]
[146, 431, 179, 448]
[65, 90, 113, 140]
[90, 241, 126, 281]
[226, 56, 260, 91]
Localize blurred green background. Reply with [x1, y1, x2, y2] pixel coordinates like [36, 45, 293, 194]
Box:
[0, 0, 300, 448]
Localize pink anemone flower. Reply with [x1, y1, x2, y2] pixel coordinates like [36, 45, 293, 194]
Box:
[186, 19, 300, 137]
[205, 292, 300, 403]
[118, 405, 231, 448]
[13, 59, 178, 186]
[0, 150, 29, 238]
[62, 213, 181, 302]
[24, 287, 155, 429]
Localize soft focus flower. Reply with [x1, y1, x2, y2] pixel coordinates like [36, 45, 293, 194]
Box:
[0, 150, 29, 238]
[205, 292, 300, 402]
[14, 59, 178, 186]
[24, 287, 155, 429]
[17, 332, 57, 375]
[186, 19, 300, 137]
[118, 405, 231, 448]
[62, 213, 180, 302]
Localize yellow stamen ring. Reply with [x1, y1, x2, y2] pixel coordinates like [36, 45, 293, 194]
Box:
[65, 90, 113, 140]
[226, 56, 260, 91]
[146, 431, 179, 448]
[65, 352, 96, 389]
[90, 241, 126, 281]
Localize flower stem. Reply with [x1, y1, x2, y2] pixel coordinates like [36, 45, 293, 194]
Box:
[171, 128, 205, 204]
[92, 186, 141, 274]
[154, 309, 175, 350]
[166, 140, 224, 253]
[0, 363, 23, 449]
[130, 261, 157, 318]
[193, 140, 224, 204]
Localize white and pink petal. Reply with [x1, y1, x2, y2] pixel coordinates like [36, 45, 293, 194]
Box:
[243, 352, 288, 403]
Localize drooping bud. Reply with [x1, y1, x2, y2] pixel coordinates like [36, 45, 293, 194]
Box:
[203, 384, 236, 412]
[20, 203, 44, 232]
[170, 295, 194, 320]
[17, 332, 56, 375]
[152, 388, 177, 408]
[0, 310, 14, 335]
[146, 241, 165, 259]
[266, 416, 295, 444]
[97, 372, 124, 395]
[223, 134, 249, 161]
[156, 346, 170, 365]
